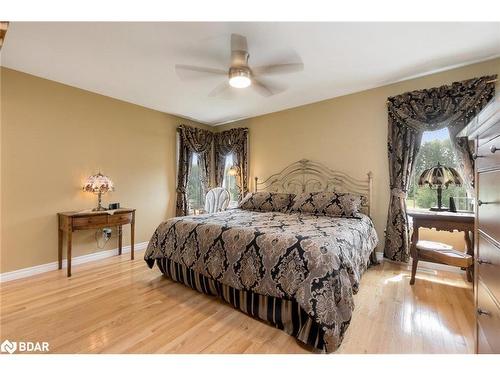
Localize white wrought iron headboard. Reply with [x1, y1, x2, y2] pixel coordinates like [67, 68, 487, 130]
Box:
[254, 159, 373, 216]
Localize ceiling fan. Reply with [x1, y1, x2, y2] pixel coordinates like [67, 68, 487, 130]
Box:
[175, 33, 304, 97]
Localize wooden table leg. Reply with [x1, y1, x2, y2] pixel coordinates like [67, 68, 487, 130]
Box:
[409, 224, 419, 285]
[464, 230, 474, 256]
[130, 216, 135, 260]
[118, 225, 123, 255]
[464, 229, 474, 282]
[58, 228, 63, 269]
[67, 230, 72, 277]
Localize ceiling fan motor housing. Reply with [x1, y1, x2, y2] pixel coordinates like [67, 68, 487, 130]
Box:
[231, 50, 249, 67]
[229, 66, 251, 80]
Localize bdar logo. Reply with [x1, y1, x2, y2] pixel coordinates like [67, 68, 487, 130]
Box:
[1, 339, 17, 354]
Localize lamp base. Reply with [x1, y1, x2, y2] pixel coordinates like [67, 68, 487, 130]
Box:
[92, 192, 107, 211]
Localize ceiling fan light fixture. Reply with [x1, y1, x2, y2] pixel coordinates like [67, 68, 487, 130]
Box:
[229, 68, 251, 88]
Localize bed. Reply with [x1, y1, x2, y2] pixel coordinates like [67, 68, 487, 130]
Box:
[144, 159, 379, 353]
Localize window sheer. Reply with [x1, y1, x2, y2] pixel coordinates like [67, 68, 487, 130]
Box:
[186, 153, 204, 213]
[222, 153, 239, 206]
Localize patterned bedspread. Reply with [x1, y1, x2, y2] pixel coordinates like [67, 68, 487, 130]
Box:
[144, 209, 378, 351]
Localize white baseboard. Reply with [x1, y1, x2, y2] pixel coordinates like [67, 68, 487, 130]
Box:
[375, 251, 462, 274]
[0, 241, 148, 283]
[1, 246, 460, 283]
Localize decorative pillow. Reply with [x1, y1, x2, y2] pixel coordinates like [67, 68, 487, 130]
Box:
[238, 192, 296, 213]
[289, 191, 362, 217]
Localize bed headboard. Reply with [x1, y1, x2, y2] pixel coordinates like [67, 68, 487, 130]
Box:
[254, 159, 373, 216]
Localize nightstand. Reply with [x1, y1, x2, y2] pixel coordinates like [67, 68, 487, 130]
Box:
[57, 208, 136, 277]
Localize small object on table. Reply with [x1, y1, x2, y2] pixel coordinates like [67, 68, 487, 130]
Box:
[57, 208, 135, 277]
[417, 162, 463, 211]
[109, 202, 120, 210]
[407, 209, 474, 284]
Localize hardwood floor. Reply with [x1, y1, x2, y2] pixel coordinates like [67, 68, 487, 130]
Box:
[0, 253, 474, 354]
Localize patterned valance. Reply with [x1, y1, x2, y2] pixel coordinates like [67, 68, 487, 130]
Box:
[214, 128, 249, 155]
[178, 124, 213, 154]
[388, 75, 496, 134]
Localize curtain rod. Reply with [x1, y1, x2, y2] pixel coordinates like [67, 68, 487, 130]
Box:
[386, 78, 498, 104]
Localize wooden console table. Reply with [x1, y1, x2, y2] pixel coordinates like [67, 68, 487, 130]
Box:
[407, 209, 474, 284]
[57, 208, 135, 277]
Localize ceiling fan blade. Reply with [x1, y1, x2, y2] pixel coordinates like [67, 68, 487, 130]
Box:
[208, 81, 231, 97]
[231, 33, 248, 52]
[175, 64, 227, 80]
[252, 78, 285, 97]
[252, 62, 304, 76]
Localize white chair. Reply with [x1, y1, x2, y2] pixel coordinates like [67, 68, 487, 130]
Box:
[204, 187, 230, 214]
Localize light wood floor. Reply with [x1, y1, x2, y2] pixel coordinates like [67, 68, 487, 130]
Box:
[0, 253, 474, 354]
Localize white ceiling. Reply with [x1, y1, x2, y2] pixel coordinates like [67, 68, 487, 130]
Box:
[1, 22, 499, 125]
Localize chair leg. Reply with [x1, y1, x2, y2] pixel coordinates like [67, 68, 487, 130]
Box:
[410, 256, 418, 285]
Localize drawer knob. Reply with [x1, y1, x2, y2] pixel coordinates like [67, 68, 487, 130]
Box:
[477, 308, 491, 317]
[477, 258, 492, 265]
[491, 145, 498, 154]
[472, 153, 483, 160]
[477, 200, 495, 206]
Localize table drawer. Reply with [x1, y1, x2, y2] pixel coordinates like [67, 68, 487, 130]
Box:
[478, 234, 500, 303]
[477, 282, 500, 353]
[477, 170, 500, 242]
[72, 215, 108, 229]
[477, 134, 500, 171]
[108, 212, 133, 226]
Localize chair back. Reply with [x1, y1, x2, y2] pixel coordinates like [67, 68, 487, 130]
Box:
[204, 187, 230, 214]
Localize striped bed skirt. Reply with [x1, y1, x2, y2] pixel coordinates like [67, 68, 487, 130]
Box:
[156, 258, 328, 352]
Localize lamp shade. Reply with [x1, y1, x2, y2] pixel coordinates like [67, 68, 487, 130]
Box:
[418, 162, 463, 188]
[82, 172, 115, 194]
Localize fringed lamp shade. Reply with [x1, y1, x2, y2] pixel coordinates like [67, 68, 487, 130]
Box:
[417, 162, 463, 211]
[83, 172, 115, 211]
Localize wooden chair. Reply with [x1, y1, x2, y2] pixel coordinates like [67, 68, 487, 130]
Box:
[410, 240, 473, 285]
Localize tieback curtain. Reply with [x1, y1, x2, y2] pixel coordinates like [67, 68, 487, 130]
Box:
[384, 75, 496, 262]
[214, 128, 249, 200]
[176, 125, 214, 216]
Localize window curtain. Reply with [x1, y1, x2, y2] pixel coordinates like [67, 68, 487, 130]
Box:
[176, 125, 213, 216]
[214, 128, 249, 200]
[384, 75, 496, 262]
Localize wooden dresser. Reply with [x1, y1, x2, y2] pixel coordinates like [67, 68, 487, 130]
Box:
[459, 93, 500, 353]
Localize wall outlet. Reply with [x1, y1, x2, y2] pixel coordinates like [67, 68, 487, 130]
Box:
[103, 228, 112, 240]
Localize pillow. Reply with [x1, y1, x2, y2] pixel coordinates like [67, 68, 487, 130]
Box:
[238, 192, 296, 212]
[289, 191, 362, 217]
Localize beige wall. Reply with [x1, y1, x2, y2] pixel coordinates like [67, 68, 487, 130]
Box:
[217, 58, 500, 252]
[0, 67, 208, 273]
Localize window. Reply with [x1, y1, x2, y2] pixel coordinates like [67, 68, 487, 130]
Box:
[406, 128, 471, 211]
[187, 153, 204, 213]
[222, 153, 240, 206]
